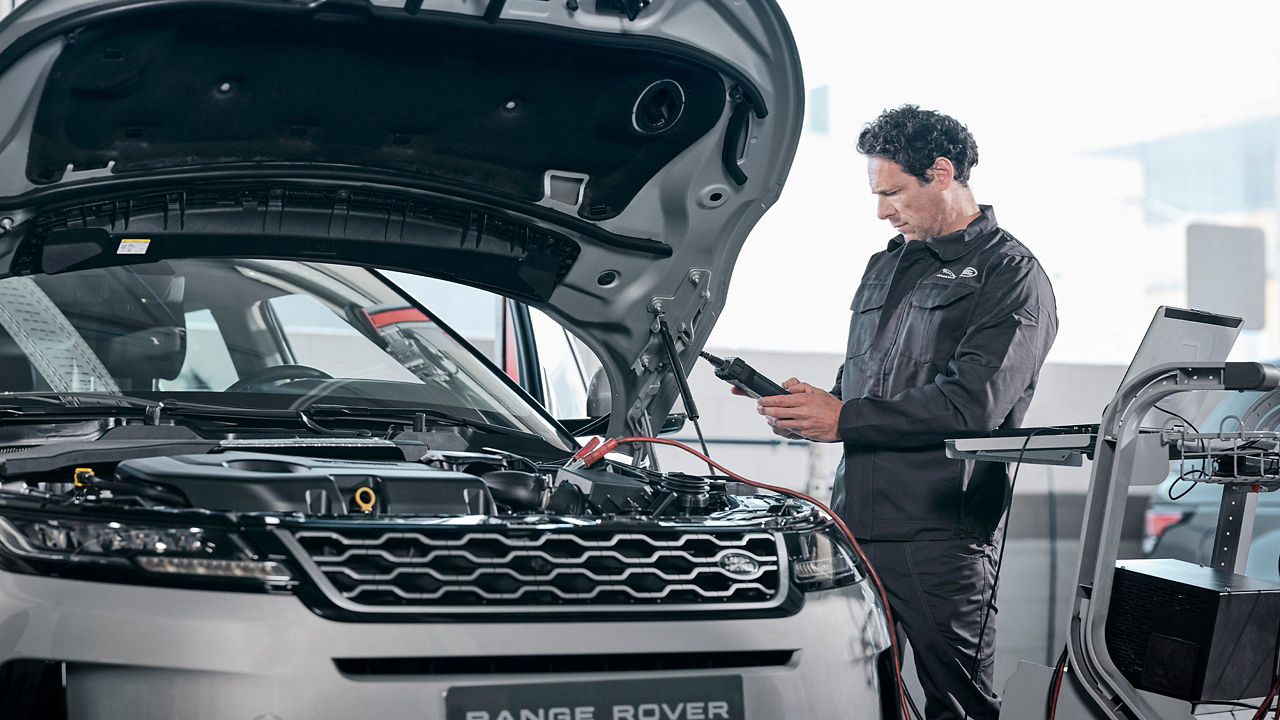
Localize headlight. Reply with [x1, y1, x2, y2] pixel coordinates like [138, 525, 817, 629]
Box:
[0, 514, 292, 589]
[786, 524, 864, 592]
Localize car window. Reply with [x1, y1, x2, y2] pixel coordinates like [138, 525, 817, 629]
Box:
[159, 308, 238, 391]
[384, 272, 503, 365]
[266, 294, 421, 383]
[387, 271, 607, 418]
[529, 307, 599, 418]
[0, 259, 572, 450]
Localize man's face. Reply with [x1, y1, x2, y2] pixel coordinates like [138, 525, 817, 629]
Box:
[867, 156, 947, 242]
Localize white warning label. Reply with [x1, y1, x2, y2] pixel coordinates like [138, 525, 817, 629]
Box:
[117, 238, 151, 255]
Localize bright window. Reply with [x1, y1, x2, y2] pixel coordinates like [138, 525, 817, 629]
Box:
[161, 309, 237, 391]
[715, 0, 1280, 368]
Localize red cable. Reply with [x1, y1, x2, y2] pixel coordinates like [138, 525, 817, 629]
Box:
[1252, 673, 1280, 720]
[1048, 652, 1067, 720]
[589, 436, 914, 720]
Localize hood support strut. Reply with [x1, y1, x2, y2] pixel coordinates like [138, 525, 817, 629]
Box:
[656, 317, 711, 471]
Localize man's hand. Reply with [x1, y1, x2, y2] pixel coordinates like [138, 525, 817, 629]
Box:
[756, 378, 843, 442]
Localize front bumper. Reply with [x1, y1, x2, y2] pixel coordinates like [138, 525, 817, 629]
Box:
[0, 571, 890, 719]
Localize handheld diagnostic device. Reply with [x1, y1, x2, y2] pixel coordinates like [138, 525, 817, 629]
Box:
[699, 351, 789, 398]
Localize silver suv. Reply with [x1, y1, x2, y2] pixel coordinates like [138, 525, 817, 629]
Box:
[0, 1, 892, 718]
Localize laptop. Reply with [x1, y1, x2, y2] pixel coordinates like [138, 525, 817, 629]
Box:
[1116, 306, 1242, 392]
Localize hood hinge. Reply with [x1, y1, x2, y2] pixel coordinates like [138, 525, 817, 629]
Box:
[624, 268, 711, 435]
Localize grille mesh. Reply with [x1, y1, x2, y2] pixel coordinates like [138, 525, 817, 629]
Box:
[292, 528, 783, 608]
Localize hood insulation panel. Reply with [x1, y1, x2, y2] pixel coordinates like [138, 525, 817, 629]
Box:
[27, 8, 727, 220]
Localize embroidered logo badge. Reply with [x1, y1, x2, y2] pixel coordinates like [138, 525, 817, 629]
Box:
[936, 268, 957, 279]
[960, 267, 977, 278]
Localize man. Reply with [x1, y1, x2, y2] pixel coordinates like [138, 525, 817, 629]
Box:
[755, 105, 1057, 719]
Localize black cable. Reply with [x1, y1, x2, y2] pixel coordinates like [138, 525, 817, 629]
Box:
[1153, 404, 1199, 432]
[1194, 700, 1264, 711]
[1168, 468, 1208, 500]
[297, 410, 360, 437]
[1154, 403, 1212, 497]
[574, 413, 610, 438]
[963, 427, 1043, 720]
[905, 685, 925, 720]
[1045, 465, 1058, 667]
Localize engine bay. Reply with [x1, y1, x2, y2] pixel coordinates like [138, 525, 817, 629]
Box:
[0, 446, 803, 525]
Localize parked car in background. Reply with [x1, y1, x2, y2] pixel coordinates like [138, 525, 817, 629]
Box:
[0, 1, 895, 719]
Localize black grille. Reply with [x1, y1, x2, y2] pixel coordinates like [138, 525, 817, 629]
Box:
[291, 528, 783, 610]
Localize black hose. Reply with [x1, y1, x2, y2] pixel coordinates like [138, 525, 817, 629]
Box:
[964, 428, 1043, 720]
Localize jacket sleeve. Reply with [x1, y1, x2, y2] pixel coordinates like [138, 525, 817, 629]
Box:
[836, 254, 1057, 448]
[830, 365, 843, 401]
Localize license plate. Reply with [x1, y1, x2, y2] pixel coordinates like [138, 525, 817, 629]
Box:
[445, 675, 745, 720]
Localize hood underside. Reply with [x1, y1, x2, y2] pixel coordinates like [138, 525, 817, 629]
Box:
[25, 7, 727, 221]
[0, 0, 804, 435]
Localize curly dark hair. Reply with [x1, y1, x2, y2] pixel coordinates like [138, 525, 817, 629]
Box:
[856, 104, 979, 185]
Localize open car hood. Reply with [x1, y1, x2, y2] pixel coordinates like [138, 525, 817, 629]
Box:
[0, 0, 803, 437]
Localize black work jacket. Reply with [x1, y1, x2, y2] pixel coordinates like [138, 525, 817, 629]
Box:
[830, 206, 1057, 541]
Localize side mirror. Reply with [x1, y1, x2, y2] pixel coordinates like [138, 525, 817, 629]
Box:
[585, 367, 611, 418]
[659, 413, 687, 435]
[561, 368, 683, 438]
[560, 412, 687, 438]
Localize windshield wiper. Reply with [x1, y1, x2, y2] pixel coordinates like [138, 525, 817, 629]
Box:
[151, 401, 364, 435]
[149, 401, 535, 440]
[0, 394, 539, 441]
[0, 392, 159, 419]
[0, 392, 157, 409]
[0, 396, 347, 435]
[305, 404, 538, 439]
[0, 396, 328, 437]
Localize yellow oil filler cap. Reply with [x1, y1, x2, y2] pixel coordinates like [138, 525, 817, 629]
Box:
[354, 487, 377, 513]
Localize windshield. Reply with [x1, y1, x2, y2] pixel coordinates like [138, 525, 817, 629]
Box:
[0, 258, 572, 450]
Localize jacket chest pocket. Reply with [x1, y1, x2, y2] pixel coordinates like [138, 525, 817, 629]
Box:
[847, 281, 889, 358]
[901, 282, 978, 362]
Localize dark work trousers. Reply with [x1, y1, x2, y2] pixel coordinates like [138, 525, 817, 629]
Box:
[860, 537, 1001, 720]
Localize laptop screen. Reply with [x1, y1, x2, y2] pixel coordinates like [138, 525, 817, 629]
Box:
[1120, 306, 1242, 427]
[1120, 306, 1242, 388]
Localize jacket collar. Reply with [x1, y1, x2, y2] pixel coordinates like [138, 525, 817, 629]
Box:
[886, 205, 997, 262]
